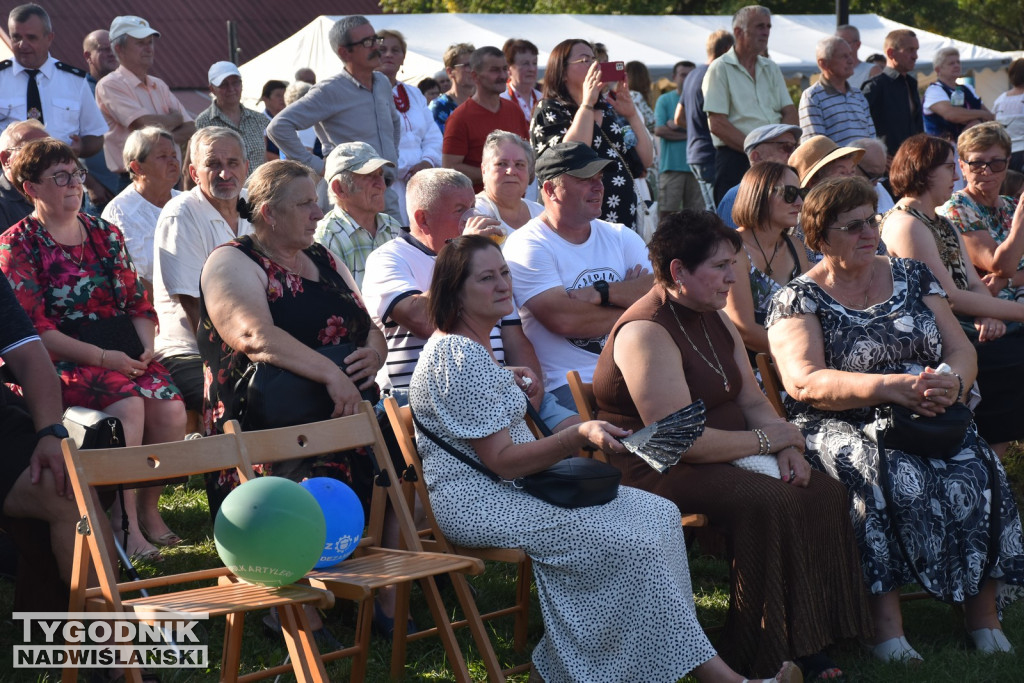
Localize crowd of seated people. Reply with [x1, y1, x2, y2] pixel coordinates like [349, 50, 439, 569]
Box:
[3, 2, 1024, 681]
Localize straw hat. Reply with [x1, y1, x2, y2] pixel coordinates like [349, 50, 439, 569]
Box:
[788, 135, 865, 188]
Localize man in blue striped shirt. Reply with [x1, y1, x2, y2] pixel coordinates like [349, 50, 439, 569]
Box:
[798, 36, 876, 147]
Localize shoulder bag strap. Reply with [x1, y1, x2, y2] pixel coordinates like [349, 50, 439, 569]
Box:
[410, 408, 502, 483]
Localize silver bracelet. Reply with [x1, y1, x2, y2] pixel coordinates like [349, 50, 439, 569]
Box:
[752, 428, 771, 455]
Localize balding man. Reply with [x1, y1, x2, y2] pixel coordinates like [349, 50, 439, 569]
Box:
[95, 15, 195, 184]
[861, 29, 923, 157]
[267, 15, 401, 219]
[0, 120, 49, 229]
[799, 36, 876, 146]
[0, 4, 106, 160]
[703, 5, 798, 204]
[836, 24, 874, 91]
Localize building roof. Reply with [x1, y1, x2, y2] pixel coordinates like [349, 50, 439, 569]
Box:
[0, 1, 381, 90]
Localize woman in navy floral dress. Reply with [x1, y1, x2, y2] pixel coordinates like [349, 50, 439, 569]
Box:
[0, 139, 184, 562]
[767, 177, 1024, 663]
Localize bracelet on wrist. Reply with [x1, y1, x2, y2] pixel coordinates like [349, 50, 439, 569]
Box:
[752, 428, 771, 455]
[581, 103, 595, 111]
[369, 347, 383, 369]
[952, 372, 964, 402]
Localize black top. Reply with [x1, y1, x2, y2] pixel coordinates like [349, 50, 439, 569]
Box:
[862, 67, 924, 156]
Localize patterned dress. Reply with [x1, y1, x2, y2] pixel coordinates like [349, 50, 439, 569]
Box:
[411, 333, 717, 683]
[0, 213, 180, 409]
[197, 236, 379, 513]
[766, 258, 1024, 607]
[938, 191, 1023, 301]
[531, 98, 642, 229]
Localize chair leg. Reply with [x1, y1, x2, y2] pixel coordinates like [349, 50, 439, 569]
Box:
[452, 572, 506, 682]
[389, 582, 413, 680]
[350, 598, 373, 683]
[419, 575, 474, 683]
[514, 557, 532, 652]
[221, 612, 244, 682]
[279, 603, 328, 683]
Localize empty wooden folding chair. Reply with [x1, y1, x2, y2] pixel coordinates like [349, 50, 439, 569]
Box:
[61, 432, 334, 683]
[565, 370, 707, 528]
[224, 402, 506, 682]
[384, 396, 532, 675]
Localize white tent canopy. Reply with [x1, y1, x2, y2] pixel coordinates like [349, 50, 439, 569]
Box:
[239, 13, 1012, 108]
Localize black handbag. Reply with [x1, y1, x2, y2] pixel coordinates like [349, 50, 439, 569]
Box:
[62, 406, 125, 449]
[63, 315, 145, 360]
[864, 402, 974, 461]
[412, 403, 621, 509]
[235, 342, 380, 430]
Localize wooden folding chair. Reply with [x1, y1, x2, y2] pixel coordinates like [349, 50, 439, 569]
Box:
[224, 403, 504, 682]
[755, 353, 788, 419]
[383, 397, 532, 676]
[61, 432, 334, 683]
[565, 370, 707, 528]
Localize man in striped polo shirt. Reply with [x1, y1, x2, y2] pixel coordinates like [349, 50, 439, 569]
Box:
[798, 36, 876, 146]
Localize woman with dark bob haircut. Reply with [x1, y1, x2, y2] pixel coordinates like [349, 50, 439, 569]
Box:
[593, 209, 870, 680]
[771, 174, 1024, 663]
[725, 161, 810, 359]
[881, 133, 1024, 454]
[411, 234, 804, 683]
[531, 38, 653, 230]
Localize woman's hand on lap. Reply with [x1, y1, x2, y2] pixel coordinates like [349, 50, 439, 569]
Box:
[326, 370, 363, 417]
[100, 349, 148, 377]
[343, 346, 382, 390]
[761, 421, 806, 453]
[776, 446, 811, 487]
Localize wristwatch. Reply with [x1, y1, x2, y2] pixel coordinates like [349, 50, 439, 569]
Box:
[593, 280, 610, 306]
[36, 423, 70, 440]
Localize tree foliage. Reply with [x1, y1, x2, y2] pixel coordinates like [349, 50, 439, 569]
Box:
[377, 0, 1023, 51]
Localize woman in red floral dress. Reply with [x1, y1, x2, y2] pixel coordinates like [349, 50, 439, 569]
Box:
[0, 139, 185, 563]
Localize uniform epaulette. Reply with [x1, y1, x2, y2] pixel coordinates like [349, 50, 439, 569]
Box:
[55, 61, 87, 77]
[0, 60, 12, 71]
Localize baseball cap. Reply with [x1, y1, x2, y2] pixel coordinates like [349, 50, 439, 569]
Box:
[208, 61, 242, 87]
[109, 16, 160, 43]
[743, 124, 803, 156]
[788, 135, 866, 188]
[535, 141, 614, 183]
[325, 142, 394, 181]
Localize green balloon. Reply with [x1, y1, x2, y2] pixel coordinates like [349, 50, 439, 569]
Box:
[214, 476, 326, 587]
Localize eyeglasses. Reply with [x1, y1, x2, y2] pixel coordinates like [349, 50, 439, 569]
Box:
[345, 34, 384, 49]
[759, 140, 798, 155]
[41, 169, 88, 186]
[568, 56, 596, 66]
[774, 184, 802, 204]
[858, 164, 886, 184]
[829, 213, 882, 234]
[964, 157, 1008, 174]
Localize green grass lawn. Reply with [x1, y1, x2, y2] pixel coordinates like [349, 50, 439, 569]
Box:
[2, 450, 1023, 682]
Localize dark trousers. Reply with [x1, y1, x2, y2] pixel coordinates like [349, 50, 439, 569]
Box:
[713, 146, 750, 206]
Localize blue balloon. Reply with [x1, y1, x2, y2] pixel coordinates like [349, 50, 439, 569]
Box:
[300, 477, 365, 568]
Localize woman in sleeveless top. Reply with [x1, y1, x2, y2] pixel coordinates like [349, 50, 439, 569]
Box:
[592, 210, 871, 680]
[880, 133, 1024, 455]
[725, 162, 811, 362]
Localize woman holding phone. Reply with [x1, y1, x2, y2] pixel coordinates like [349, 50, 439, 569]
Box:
[530, 39, 653, 231]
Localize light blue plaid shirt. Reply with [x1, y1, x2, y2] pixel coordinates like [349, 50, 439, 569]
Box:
[314, 206, 402, 289]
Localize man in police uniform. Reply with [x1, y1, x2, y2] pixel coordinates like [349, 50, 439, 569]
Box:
[0, 4, 106, 160]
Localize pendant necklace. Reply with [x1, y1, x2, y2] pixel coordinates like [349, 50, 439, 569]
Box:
[52, 218, 87, 268]
[750, 230, 781, 278]
[668, 300, 731, 392]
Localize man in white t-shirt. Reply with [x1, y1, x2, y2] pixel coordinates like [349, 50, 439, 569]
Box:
[152, 127, 252, 411]
[503, 141, 653, 409]
[361, 168, 578, 428]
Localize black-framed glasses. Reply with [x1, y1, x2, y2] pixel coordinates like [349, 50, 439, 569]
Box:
[42, 169, 88, 186]
[830, 213, 882, 234]
[774, 184, 802, 204]
[858, 164, 886, 185]
[964, 157, 1008, 174]
[345, 34, 384, 49]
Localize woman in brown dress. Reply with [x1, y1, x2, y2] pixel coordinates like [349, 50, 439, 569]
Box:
[592, 210, 871, 680]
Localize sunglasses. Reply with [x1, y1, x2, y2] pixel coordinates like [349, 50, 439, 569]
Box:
[964, 157, 1008, 173]
[774, 184, 803, 204]
[830, 213, 882, 234]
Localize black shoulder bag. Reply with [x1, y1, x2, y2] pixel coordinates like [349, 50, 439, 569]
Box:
[411, 402, 621, 509]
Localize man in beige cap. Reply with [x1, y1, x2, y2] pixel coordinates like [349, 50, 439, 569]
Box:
[314, 142, 403, 288]
[195, 61, 268, 173]
[95, 15, 194, 187]
[789, 134, 864, 190]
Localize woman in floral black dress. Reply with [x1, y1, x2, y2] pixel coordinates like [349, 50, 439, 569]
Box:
[197, 160, 387, 513]
[530, 39, 653, 230]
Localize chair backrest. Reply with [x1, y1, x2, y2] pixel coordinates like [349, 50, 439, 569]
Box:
[225, 401, 422, 552]
[566, 370, 596, 421]
[62, 430, 256, 612]
[755, 352, 787, 419]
